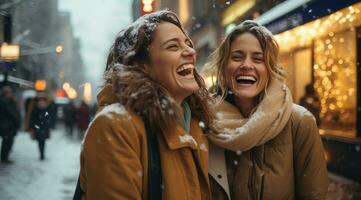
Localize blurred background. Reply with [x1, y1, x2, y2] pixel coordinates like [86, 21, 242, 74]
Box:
[0, 0, 360, 199]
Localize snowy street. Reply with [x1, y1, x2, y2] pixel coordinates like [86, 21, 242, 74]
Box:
[0, 125, 81, 200]
[0, 125, 360, 200]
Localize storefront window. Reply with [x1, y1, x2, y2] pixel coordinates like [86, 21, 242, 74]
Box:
[276, 3, 361, 138]
[280, 48, 312, 103]
[314, 30, 356, 137]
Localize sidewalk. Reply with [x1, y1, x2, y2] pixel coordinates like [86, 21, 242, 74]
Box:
[327, 172, 361, 200]
[1, 126, 360, 200]
[0, 126, 81, 200]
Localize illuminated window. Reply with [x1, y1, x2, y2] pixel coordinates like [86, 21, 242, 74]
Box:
[314, 30, 356, 137]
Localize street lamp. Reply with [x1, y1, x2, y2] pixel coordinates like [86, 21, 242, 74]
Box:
[0, 43, 63, 59]
[55, 45, 63, 54]
[0, 43, 20, 61]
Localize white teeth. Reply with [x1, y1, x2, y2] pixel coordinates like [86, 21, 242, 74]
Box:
[236, 75, 256, 81]
[176, 64, 194, 73]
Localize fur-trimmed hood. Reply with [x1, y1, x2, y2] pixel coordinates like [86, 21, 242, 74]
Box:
[100, 64, 182, 132]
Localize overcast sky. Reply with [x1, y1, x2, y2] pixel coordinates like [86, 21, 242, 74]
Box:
[58, 0, 133, 89]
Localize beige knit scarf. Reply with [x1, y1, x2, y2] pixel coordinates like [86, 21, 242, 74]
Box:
[208, 78, 293, 151]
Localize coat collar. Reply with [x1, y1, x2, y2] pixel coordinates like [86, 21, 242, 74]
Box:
[162, 119, 199, 150]
[209, 143, 231, 200]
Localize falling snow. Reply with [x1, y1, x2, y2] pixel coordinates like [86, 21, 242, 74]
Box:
[198, 121, 205, 129]
[199, 143, 208, 152]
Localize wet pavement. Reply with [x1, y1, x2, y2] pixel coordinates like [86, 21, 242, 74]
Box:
[0, 125, 360, 200]
[0, 125, 81, 200]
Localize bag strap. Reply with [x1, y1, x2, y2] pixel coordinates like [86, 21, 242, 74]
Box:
[144, 116, 163, 200]
[72, 115, 162, 200]
[73, 175, 83, 200]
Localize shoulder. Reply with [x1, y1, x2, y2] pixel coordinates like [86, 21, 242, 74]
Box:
[83, 103, 145, 150]
[290, 104, 315, 125]
[91, 103, 142, 127]
[288, 104, 319, 141]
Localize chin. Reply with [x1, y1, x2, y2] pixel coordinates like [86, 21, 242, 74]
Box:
[184, 83, 199, 94]
[232, 90, 257, 99]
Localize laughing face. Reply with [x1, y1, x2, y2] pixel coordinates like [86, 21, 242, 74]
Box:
[147, 22, 199, 104]
[226, 33, 269, 104]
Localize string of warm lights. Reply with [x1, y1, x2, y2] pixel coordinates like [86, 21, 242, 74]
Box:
[275, 3, 361, 129]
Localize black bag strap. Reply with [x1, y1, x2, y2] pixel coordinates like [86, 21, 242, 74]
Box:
[144, 117, 163, 200]
[72, 115, 162, 200]
[73, 175, 83, 200]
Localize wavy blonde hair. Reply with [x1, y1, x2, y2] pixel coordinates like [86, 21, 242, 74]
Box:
[208, 20, 286, 99]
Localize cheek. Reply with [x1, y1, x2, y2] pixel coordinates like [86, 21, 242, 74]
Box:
[257, 64, 269, 87]
[225, 62, 237, 79]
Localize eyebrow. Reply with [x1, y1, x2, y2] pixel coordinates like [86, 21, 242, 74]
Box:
[231, 50, 263, 55]
[161, 37, 192, 47]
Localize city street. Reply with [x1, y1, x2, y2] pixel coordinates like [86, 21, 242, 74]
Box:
[0, 124, 360, 200]
[0, 125, 81, 200]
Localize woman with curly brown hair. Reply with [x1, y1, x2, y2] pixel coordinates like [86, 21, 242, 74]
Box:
[77, 10, 213, 200]
[207, 20, 328, 199]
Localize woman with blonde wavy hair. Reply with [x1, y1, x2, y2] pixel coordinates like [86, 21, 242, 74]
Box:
[207, 20, 328, 199]
[76, 10, 213, 200]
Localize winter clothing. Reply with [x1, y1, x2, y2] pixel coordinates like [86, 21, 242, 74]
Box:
[300, 93, 321, 126]
[0, 94, 20, 162]
[64, 101, 76, 135]
[208, 79, 328, 200]
[75, 101, 90, 132]
[29, 102, 51, 160]
[80, 85, 211, 200]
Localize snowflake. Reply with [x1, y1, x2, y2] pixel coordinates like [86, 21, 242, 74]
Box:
[179, 135, 197, 146]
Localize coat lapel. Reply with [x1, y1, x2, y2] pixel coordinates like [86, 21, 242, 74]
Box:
[209, 142, 231, 199]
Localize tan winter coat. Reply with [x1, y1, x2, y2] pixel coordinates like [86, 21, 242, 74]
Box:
[208, 79, 328, 200]
[79, 85, 211, 200]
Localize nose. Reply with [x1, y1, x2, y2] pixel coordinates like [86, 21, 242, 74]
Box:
[182, 45, 196, 57]
[240, 57, 253, 70]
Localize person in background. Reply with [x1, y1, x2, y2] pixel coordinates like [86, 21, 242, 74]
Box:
[64, 100, 76, 136]
[75, 100, 90, 139]
[77, 10, 213, 200]
[299, 83, 321, 126]
[47, 98, 58, 129]
[0, 86, 21, 164]
[29, 94, 51, 160]
[206, 20, 328, 199]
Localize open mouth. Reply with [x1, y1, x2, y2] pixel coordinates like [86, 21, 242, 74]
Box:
[235, 75, 257, 85]
[176, 64, 194, 77]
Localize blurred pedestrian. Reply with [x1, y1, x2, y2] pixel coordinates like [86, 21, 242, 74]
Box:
[29, 94, 51, 160]
[0, 86, 21, 164]
[89, 103, 97, 121]
[47, 98, 58, 129]
[64, 100, 76, 136]
[75, 100, 90, 139]
[299, 83, 321, 126]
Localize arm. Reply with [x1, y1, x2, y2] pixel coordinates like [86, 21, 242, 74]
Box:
[81, 114, 145, 200]
[293, 111, 328, 200]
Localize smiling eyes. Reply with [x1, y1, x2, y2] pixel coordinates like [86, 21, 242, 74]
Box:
[231, 54, 264, 63]
[166, 40, 193, 51]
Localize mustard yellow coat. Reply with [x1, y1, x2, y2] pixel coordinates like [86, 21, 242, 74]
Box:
[79, 86, 210, 200]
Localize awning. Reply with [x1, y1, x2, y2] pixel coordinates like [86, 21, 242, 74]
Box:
[255, 0, 360, 34]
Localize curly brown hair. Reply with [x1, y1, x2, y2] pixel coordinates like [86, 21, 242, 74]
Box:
[104, 10, 213, 134]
